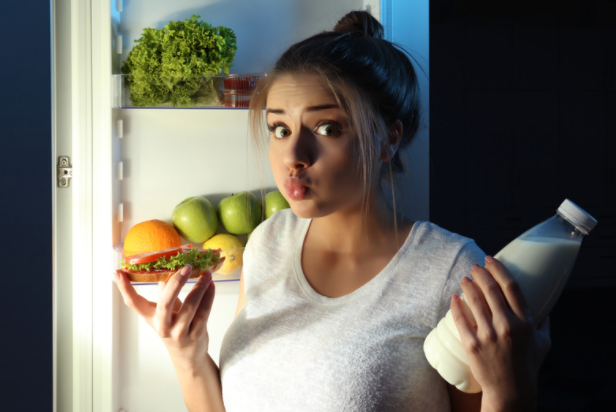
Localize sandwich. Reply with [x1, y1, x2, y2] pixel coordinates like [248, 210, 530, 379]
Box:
[118, 245, 224, 283]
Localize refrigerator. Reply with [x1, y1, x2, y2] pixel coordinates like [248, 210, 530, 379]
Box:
[52, 1, 429, 411]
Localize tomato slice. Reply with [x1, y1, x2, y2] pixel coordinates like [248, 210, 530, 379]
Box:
[124, 247, 183, 265]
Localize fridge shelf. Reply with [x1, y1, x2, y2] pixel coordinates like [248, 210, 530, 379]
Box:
[113, 243, 242, 284]
[111, 73, 266, 109]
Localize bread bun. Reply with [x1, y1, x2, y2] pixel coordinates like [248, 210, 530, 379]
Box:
[118, 263, 223, 283]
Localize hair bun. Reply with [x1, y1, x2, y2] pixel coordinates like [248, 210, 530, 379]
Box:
[333, 10, 384, 39]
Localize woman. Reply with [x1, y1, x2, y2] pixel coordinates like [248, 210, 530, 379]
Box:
[114, 11, 551, 412]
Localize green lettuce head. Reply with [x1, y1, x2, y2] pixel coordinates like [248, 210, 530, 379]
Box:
[121, 15, 237, 107]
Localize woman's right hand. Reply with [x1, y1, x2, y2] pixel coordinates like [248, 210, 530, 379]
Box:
[114, 265, 216, 371]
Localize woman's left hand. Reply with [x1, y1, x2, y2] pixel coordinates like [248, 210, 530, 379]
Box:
[451, 256, 552, 411]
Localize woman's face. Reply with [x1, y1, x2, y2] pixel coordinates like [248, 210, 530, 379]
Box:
[266, 74, 369, 219]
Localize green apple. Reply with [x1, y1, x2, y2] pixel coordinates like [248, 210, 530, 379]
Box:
[172, 196, 218, 243]
[218, 191, 262, 235]
[265, 190, 290, 219]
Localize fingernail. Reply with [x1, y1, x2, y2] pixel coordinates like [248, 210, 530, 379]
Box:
[452, 294, 460, 302]
[462, 276, 472, 283]
[485, 256, 495, 263]
[181, 265, 192, 277]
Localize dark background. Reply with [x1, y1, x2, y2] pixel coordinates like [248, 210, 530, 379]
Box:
[0, 0, 53, 411]
[430, 0, 616, 410]
[0, 0, 614, 411]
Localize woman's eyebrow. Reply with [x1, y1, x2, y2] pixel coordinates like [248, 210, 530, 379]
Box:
[306, 104, 339, 112]
[265, 108, 285, 115]
[266, 104, 340, 116]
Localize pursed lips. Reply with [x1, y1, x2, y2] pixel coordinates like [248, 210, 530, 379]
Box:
[284, 175, 310, 201]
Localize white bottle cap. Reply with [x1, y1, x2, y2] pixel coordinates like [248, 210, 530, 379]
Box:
[557, 199, 597, 235]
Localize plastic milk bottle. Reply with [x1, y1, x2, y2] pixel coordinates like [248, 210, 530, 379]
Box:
[423, 199, 597, 393]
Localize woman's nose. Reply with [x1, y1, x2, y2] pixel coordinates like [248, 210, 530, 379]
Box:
[283, 127, 316, 171]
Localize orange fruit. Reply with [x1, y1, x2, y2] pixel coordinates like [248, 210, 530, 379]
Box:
[123, 219, 182, 255]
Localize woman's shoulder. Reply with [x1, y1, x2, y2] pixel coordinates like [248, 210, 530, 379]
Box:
[242, 209, 306, 286]
[246, 208, 307, 249]
[412, 221, 475, 250]
[409, 221, 486, 267]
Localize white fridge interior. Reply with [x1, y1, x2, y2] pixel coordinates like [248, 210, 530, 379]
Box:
[112, 109, 270, 411]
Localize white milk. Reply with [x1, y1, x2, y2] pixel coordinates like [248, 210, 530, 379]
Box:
[494, 237, 580, 324]
[424, 199, 596, 393]
[423, 237, 581, 393]
[424, 295, 481, 392]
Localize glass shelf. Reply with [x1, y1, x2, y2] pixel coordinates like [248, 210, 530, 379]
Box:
[112, 73, 265, 109]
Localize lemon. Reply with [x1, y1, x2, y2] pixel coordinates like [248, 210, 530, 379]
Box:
[203, 234, 244, 275]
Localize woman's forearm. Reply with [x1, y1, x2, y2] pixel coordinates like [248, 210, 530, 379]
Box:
[172, 354, 226, 412]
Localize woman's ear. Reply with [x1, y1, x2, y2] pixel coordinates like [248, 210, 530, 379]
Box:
[380, 120, 403, 161]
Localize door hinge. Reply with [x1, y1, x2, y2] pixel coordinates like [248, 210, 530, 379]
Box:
[57, 156, 73, 188]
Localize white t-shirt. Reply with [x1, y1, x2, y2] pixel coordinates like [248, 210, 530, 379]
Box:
[219, 209, 486, 411]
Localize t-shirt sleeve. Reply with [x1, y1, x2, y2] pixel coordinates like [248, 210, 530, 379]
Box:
[240, 218, 268, 289]
[240, 210, 289, 292]
[437, 240, 487, 320]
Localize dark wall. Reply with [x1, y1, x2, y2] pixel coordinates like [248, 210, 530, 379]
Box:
[430, 0, 615, 286]
[0, 0, 53, 410]
[430, 1, 616, 411]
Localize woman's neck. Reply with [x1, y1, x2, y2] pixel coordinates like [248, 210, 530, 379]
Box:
[307, 192, 413, 256]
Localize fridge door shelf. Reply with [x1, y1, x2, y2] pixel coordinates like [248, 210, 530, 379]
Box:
[113, 243, 242, 283]
[112, 73, 266, 109]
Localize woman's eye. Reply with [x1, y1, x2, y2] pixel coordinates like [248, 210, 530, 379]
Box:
[273, 125, 291, 139]
[315, 123, 340, 136]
